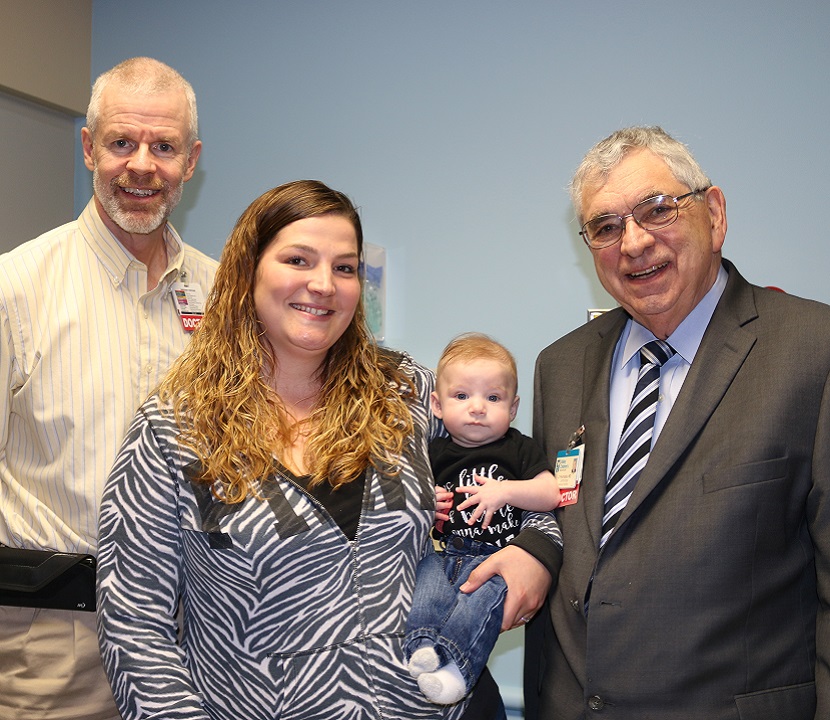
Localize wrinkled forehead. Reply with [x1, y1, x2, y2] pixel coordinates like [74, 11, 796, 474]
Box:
[97, 84, 191, 134]
[579, 149, 680, 222]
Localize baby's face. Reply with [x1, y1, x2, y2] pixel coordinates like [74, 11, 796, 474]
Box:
[431, 359, 518, 448]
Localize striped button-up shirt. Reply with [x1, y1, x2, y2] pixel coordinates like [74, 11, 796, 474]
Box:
[0, 199, 218, 554]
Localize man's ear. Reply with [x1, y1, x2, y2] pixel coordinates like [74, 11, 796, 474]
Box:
[430, 391, 444, 419]
[81, 127, 95, 171]
[705, 185, 727, 253]
[183, 140, 202, 183]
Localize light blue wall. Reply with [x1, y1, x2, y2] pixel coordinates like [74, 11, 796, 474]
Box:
[82, 0, 830, 712]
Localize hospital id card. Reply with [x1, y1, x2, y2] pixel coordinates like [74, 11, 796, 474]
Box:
[555, 446, 584, 507]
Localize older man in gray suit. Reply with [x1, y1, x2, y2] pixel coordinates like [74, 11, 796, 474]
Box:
[526, 126, 830, 719]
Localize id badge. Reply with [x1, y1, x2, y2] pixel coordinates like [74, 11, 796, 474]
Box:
[171, 280, 207, 332]
[555, 425, 585, 507]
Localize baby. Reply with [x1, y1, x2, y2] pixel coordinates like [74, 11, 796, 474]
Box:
[404, 333, 561, 705]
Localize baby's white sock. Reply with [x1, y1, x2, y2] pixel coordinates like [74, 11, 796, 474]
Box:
[407, 645, 440, 677]
[417, 661, 467, 705]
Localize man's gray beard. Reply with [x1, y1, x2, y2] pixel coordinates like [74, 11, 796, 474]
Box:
[93, 167, 184, 235]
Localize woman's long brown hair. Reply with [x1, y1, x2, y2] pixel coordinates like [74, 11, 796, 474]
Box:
[158, 181, 415, 502]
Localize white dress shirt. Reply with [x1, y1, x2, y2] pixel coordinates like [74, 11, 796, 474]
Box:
[0, 198, 218, 554]
[606, 264, 729, 475]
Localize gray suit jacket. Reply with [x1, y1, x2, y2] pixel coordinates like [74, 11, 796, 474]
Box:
[527, 260, 830, 720]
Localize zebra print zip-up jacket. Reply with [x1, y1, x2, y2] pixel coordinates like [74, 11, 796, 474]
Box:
[97, 354, 561, 720]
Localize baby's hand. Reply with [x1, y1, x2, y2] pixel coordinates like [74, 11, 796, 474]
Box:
[434, 486, 453, 532]
[456, 475, 507, 529]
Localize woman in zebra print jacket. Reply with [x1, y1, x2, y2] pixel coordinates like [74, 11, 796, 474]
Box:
[96, 180, 560, 720]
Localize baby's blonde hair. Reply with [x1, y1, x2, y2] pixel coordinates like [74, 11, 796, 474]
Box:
[436, 332, 518, 395]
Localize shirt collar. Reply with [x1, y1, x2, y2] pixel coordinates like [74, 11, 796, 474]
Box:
[621, 263, 729, 367]
[78, 198, 185, 288]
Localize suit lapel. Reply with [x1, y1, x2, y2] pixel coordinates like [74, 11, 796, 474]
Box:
[616, 262, 758, 531]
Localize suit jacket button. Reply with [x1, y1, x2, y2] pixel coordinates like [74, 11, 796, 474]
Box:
[588, 695, 605, 711]
[571, 599, 580, 612]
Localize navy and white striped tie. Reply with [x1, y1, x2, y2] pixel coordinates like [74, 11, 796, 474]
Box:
[600, 339, 674, 548]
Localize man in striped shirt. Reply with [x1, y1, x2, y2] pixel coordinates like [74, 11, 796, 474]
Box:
[0, 57, 217, 720]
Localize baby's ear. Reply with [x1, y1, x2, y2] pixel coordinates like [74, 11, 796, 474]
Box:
[510, 394, 520, 421]
[430, 391, 444, 419]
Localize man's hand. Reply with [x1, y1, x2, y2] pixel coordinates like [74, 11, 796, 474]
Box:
[460, 545, 551, 631]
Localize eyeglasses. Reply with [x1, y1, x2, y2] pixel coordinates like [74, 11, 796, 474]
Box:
[579, 188, 710, 249]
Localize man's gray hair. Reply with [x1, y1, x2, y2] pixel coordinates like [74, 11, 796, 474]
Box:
[569, 126, 711, 223]
[86, 57, 198, 150]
